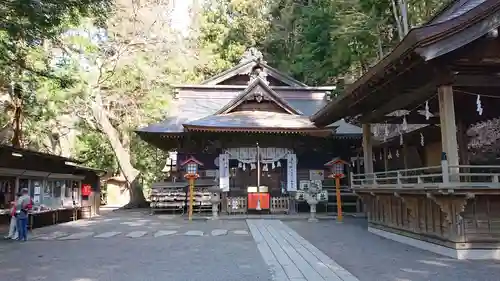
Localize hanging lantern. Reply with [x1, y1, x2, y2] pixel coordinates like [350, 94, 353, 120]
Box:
[242, 163, 246, 171]
[238, 162, 242, 168]
[271, 162, 276, 169]
[402, 115, 408, 131]
[276, 161, 281, 167]
[420, 133, 425, 147]
[396, 150, 400, 158]
[388, 150, 393, 159]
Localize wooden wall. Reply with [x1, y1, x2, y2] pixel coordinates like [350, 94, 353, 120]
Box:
[424, 141, 442, 166]
[362, 193, 500, 249]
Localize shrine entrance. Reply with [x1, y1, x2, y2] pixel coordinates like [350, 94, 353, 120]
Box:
[220, 146, 296, 213]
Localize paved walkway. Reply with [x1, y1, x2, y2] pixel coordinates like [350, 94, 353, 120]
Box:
[248, 219, 359, 281]
[33, 229, 249, 240]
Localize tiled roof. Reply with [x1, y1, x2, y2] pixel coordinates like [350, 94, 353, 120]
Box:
[184, 111, 318, 130]
[430, 0, 487, 24]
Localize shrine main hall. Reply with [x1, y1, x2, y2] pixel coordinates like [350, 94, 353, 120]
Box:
[136, 49, 363, 215]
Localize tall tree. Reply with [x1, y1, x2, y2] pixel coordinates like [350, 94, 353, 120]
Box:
[59, 0, 198, 207]
[0, 0, 111, 149]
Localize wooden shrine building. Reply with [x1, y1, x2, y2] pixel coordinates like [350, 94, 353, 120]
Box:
[136, 49, 362, 214]
[312, 0, 500, 260]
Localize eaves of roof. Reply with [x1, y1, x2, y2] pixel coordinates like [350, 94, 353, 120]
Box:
[311, 0, 500, 126]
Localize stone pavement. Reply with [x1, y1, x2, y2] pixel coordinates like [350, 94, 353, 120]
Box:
[0, 211, 271, 281]
[248, 219, 358, 281]
[287, 219, 500, 281]
[2, 210, 499, 281]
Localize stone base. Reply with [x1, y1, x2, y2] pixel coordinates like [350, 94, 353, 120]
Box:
[368, 226, 500, 260]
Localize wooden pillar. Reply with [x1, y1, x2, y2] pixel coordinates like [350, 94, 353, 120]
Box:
[383, 147, 388, 172]
[362, 124, 373, 174]
[438, 85, 459, 178]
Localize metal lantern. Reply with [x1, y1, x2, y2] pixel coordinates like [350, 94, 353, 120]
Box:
[180, 156, 203, 178]
[324, 158, 348, 178]
[324, 157, 348, 223]
[186, 163, 198, 175]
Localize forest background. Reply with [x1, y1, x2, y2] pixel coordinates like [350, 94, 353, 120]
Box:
[0, 0, 452, 206]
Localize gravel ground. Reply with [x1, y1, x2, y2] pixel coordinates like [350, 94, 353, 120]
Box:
[286, 218, 500, 281]
[0, 211, 272, 281]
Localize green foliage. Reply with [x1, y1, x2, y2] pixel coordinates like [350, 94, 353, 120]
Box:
[0, 0, 456, 200]
[197, 0, 452, 85]
[75, 126, 118, 172]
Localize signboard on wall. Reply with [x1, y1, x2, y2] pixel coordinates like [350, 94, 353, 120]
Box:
[205, 170, 218, 177]
[309, 170, 325, 181]
[219, 154, 230, 192]
[286, 154, 297, 191]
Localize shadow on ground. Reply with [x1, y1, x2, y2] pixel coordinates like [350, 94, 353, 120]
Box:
[286, 218, 500, 281]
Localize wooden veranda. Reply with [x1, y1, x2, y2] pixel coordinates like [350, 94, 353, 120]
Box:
[311, 0, 500, 260]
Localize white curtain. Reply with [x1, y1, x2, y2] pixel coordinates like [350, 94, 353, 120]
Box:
[225, 147, 291, 164]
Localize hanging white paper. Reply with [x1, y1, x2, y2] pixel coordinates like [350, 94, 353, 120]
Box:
[219, 153, 230, 192]
[287, 153, 297, 192]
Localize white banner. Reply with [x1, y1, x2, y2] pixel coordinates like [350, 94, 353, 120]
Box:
[286, 153, 297, 192]
[219, 153, 230, 192]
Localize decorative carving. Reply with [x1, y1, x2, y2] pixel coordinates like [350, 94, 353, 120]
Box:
[400, 195, 420, 231]
[426, 193, 475, 224]
[240, 47, 265, 64]
[254, 92, 264, 103]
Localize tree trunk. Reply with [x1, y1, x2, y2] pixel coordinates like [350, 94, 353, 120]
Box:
[11, 104, 22, 148]
[91, 91, 147, 208]
[398, 0, 409, 36]
[391, 0, 404, 41]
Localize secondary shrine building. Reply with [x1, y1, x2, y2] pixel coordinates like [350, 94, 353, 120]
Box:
[312, 0, 500, 260]
[137, 49, 362, 214]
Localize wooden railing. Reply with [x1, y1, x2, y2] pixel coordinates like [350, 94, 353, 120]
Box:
[351, 164, 500, 189]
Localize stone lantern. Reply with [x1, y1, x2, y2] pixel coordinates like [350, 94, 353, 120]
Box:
[208, 185, 221, 220]
[305, 184, 320, 222]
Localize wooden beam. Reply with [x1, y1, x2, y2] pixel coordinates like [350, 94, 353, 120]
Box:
[359, 81, 438, 123]
[453, 74, 500, 87]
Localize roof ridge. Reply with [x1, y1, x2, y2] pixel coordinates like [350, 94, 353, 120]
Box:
[214, 77, 303, 115]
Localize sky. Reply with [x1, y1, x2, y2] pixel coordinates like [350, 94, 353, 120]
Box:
[170, 0, 194, 36]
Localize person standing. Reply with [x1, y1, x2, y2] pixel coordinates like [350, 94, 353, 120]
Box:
[4, 193, 19, 240]
[16, 188, 32, 241]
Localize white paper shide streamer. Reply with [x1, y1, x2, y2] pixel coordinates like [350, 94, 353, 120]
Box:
[476, 95, 483, 115]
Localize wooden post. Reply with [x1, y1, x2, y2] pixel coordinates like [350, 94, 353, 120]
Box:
[362, 124, 374, 176]
[188, 177, 194, 221]
[335, 176, 343, 222]
[438, 85, 459, 180]
[383, 146, 388, 172]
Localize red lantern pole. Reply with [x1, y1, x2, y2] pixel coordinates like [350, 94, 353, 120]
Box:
[187, 176, 195, 221]
[335, 176, 343, 222]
